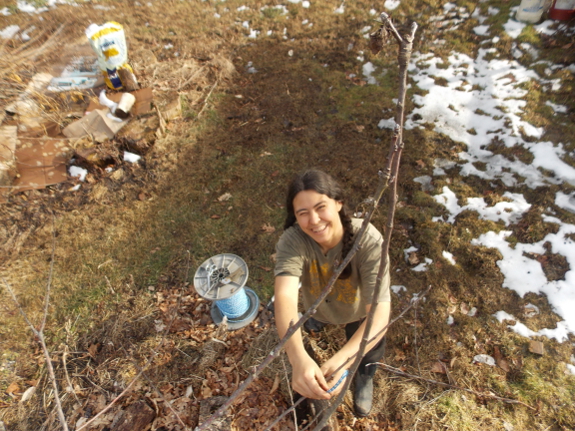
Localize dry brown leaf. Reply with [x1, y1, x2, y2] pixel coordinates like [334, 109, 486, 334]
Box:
[415, 159, 426, 169]
[217, 192, 232, 202]
[87, 343, 99, 358]
[448, 294, 458, 304]
[430, 361, 447, 374]
[408, 252, 419, 265]
[258, 266, 272, 272]
[269, 374, 280, 395]
[529, 340, 545, 356]
[6, 382, 20, 394]
[493, 346, 510, 372]
[210, 214, 220, 219]
[393, 349, 406, 361]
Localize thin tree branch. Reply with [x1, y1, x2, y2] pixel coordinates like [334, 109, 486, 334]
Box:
[196, 79, 219, 119]
[373, 363, 536, 411]
[62, 345, 81, 405]
[311, 16, 418, 431]
[40, 215, 56, 333]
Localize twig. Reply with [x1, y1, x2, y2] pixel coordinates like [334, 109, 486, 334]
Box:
[2, 217, 69, 431]
[374, 364, 536, 411]
[196, 79, 218, 119]
[177, 65, 206, 91]
[39, 216, 56, 333]
[62, 345, 81, 404]
[413, 302, 421, 375]
[282, 357, 298, 431]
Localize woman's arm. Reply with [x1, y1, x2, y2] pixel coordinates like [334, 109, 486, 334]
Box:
[274, 275, 331, 400]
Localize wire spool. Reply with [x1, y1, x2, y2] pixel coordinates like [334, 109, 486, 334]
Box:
[193, 253, 260, 330]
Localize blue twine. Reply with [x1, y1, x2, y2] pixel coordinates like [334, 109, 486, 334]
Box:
[215, 288, 251, 319]
[327, 369, 349, 394]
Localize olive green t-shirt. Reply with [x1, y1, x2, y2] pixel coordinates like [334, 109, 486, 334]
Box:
[274, 218, 390, 325]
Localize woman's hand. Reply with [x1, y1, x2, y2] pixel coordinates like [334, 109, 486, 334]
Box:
[320, 353, 350, 397]
[291, 355, 331, 400]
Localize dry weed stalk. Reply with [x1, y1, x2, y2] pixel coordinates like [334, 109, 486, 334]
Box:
[196, 13, 418, 431]
[3, 218, 70, 431]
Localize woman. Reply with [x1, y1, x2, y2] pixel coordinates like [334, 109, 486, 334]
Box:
[274, 169, 391, 417]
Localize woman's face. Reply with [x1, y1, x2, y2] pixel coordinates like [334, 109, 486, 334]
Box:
[292, 189, 344, 253]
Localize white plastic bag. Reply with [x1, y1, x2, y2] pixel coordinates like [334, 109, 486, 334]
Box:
[86, 22, 133, 90]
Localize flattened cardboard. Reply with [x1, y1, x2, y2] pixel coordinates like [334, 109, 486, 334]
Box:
[63, 109, 127, 141]
[86, 87, 153, 116]
[13, 139, 69, 191]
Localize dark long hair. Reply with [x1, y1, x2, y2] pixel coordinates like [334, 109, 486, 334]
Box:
[284, 170, 354, 279]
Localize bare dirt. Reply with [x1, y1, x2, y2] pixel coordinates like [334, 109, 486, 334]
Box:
[1, 1, 575, 430]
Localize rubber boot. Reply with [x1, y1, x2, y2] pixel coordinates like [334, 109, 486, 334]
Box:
[353, 370, 374, 417]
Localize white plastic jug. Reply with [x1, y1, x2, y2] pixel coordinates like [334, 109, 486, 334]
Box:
[516, 0, 547, 22]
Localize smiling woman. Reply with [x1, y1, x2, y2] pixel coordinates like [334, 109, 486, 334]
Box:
[273, 169, 391, 418]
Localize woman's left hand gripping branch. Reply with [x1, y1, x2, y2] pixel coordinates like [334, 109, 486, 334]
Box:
[320, 353, 350, 397]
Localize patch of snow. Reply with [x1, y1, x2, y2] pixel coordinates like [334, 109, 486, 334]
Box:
[442, 251, 456, 265]
[546, 100, 568, 114]
[362, 62, 377, 85]
[0, 25, 19, 39]
[474, 25, 490, 35]
[473, 354, 496, 366]
[384, 0, 400, 10]
[414, 175, 433, 192]
[391, 285, 407, 294]
[124, 151, 141, 163]
[412, 257, 433, 272]
[378, 118, 395, 129]
[555, 192, 575, 214]
[477, 223, 575, 340]
[434, 186, 530, 226]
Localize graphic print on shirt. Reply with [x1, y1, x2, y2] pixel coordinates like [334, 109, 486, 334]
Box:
[308, 260, 358, 304]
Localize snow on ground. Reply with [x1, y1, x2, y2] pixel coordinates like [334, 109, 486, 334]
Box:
[395, 5, 575, 340]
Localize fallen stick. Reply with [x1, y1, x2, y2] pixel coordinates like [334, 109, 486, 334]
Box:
[374, 363, 536, 411]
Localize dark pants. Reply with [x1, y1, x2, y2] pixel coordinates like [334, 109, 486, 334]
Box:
[305, 317, 386, 377]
